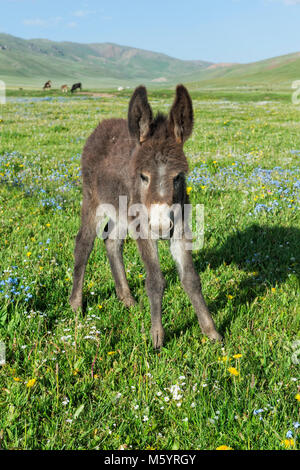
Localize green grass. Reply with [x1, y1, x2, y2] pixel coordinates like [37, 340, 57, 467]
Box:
[0, 88, 299, 450]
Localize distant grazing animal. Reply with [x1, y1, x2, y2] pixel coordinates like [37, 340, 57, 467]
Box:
[70, 84, 222, 349]
[71, 82, 82, 93]
[61, 85, 69, 93]
[43, 80, 52, 91]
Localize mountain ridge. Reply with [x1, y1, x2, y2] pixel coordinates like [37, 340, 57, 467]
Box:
[0, 32, 213, 87]
[0, 32, 299, 89]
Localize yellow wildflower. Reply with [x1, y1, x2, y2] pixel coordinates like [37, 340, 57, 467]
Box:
[186, 187, 192, 195]
[13, 377, 21, 382]
[233, 354, 242, 359]
[228, 367, 239, 377]
[282, 439, 295, 448]
[218, 356, 230, 363]
[26, 378, 37, 388]
[26, 252, 32, 257]
[295, 394, 300, 402]
[216, 445, 233, 450]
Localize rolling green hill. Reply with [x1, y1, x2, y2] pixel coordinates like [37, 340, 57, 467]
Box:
[0, 33, 211, 88]
[188, 52, 300, 89]
[0, 32, 299, 90]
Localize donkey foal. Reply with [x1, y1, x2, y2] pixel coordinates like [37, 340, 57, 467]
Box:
[70, 84, 222, 348]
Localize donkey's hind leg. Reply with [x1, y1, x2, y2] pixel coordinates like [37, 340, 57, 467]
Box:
[70, 206, 97, 312]
[105, 236, 136, 308]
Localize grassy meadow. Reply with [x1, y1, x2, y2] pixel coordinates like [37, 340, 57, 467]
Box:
[0, 87, 299, 450]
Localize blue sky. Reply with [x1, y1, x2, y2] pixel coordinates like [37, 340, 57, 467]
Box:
[0, 0, 299, 63]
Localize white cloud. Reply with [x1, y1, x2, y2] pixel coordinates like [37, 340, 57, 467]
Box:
[23, 18, 47, 27]
[67, 22, 78, 29]
[268, 0, 300, 4]
[72, 10, 94, 17]
[23, 17, 62, 28]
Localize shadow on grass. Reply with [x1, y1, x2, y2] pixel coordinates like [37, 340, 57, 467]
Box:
[166, 223, 300, 338]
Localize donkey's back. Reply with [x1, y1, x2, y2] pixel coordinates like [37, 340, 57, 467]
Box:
[81, 118, 134, 205]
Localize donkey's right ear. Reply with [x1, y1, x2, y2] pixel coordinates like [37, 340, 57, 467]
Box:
[169, 85, 193, 144]
[128, 86, 153, 144]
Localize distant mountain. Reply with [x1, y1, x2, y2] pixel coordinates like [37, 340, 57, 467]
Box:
[0, 33, 298, 89]
[0, 33, 212, 88]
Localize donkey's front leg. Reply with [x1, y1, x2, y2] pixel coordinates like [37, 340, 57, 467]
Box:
[70, 207, 97, 312]
[137, 239, 166, 349]
[105, 236, 136, 308]
[170, 238, 222, 342]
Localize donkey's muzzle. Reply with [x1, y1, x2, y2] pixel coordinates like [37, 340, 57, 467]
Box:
[149, 204, 174, 240]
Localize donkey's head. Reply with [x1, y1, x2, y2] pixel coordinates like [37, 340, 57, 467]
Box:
[128, 85, 193, 237]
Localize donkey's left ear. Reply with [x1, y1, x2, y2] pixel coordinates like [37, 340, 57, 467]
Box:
[128, 86, 153, 144]
[169, 85, 194, 144]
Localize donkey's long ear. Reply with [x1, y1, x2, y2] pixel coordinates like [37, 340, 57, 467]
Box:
[128, 86, 153, 144]
[169, 85, 194, 144]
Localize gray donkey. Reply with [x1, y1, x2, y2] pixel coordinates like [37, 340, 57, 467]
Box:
[70, 85, 222, 348]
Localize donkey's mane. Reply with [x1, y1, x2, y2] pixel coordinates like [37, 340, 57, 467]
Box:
[149, 112, 169, 139]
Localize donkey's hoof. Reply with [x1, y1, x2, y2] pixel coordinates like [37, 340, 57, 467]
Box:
[69, 295, 82, 312]
[151, 326, 165, 350]
[122, 295, 136, 308]
[206, 330, 223, 343]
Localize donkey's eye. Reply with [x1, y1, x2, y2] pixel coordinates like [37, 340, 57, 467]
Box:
[173, 174, 182, 186]
[140, 173, 149, 183]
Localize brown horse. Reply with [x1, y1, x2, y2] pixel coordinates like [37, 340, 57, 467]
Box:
[70, 85, 222, 349]
[61, 84, 69, 93]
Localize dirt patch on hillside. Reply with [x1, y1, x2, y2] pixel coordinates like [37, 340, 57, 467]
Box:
[76, 92, 114, 98]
